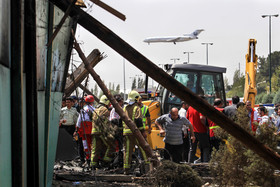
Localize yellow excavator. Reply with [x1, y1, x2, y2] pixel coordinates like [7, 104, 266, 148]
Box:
[244, 39, 258, 107]
[141, 63, 227, 149]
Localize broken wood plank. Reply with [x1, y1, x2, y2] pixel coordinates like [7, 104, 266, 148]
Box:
[54, 172, 133, 182]
[49, 0, 280, 170]
[64, 49, 103, 96]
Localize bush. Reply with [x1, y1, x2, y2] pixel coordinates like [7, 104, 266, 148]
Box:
[262, 93, 275, 103]
[210, 106, 278, 186]
[273, 90, 280, 104]
[151, 160, 202, 187]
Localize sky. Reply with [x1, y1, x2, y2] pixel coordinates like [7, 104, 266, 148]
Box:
[73, 0, 280, 93]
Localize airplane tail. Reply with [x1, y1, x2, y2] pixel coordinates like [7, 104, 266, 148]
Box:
[184, 29, 204, 37]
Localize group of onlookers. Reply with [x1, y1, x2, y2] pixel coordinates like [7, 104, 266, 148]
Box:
[59, 93, 280, 173]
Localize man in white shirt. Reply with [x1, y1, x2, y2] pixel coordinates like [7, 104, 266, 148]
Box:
[60, 97, 79, 136]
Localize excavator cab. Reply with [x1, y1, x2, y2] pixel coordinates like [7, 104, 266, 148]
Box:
[158, 63, 227, 114]
[144, 63, 227, 150]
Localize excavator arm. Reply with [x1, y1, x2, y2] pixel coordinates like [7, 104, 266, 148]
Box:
[244, 39, 258, 107]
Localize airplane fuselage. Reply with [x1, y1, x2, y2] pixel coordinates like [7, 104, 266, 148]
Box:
[143, 35, 197, 44]
[143, 29, 204, 44]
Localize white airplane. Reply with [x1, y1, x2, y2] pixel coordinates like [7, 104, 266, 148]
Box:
[143, 29, 204, 44]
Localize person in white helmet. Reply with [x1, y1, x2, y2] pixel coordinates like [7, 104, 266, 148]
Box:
[123, 90, 150, 175]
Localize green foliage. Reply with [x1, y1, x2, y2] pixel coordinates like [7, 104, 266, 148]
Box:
[151, 160, 202, 187]
[271, 66, 280, 93]
[262, 93, 275, 104]
[210, 106, 278, 186]
[273, 90, 280, 104]
[226, 69, 245, 98]
[255, 92, 265, 104]
[257, 52, 280, 94]
[224, 76, 232, 91]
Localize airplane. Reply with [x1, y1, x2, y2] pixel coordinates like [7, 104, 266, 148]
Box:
[143, 29, 204, 45]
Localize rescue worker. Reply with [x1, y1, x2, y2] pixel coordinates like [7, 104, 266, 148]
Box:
[137, 96, 152, 136]
[76, 95, 95, 165]
[123, 90, 150, 175]
[90, 95, 115, 170]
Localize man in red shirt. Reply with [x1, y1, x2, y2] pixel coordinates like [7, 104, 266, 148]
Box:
[186, 97, 210, 163]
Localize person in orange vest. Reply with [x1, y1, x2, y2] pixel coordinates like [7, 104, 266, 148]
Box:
[245, 100, 258, 133]
[208, 98, 224, 152]
[75, 95, 95, 166]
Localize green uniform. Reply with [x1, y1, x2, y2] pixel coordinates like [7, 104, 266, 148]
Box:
[123, 103, 149, 170]
[90, 105, 115, 167]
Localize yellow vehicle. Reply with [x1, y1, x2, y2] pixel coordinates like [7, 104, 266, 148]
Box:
[244, 39, 258, 107]
[141, 63, 227, 150]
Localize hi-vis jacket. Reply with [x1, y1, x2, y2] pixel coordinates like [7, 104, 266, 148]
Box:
[123, 103, 144, 135]
[91, 105, 110, 135]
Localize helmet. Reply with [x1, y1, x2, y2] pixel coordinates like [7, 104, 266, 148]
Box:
[128, 90, 141, 102]
[70, 95, 78, 100]
[85, 95, 94, 103]
[100, 95, 110, 105]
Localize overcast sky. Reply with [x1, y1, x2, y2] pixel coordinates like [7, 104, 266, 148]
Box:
[73, 0, 280, 93]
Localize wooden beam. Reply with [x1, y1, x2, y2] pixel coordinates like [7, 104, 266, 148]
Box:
[78, 83, 99, 103]
[49, 0, 280, 170]
[90, 0, 126, 21]
[64, 49, 103, 97]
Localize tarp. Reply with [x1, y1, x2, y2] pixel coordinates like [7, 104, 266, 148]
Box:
[56, 128, 79, 161]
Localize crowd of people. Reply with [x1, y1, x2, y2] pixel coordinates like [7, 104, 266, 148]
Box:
[59, 92, 280, 174]
[59, 91, 152, 174]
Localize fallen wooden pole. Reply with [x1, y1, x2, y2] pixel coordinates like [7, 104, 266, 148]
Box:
[78, 83, 99, 103]
[50, 0, 280, 170]
[72, 32, 158, 164]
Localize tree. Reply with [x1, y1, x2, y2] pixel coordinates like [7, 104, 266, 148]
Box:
[131, 78, 136, 90]
[116, 84, 120, 93]
[271, 66, 280, 92]
[224, 76, 231, 91]
[93, 83, 98, 96]
[112, 83, 115, 92]
[226, 69, 245, 98]
[273, 90, 280, 104]
[108, 82, 112, 91]
[262, 93, 275, 104]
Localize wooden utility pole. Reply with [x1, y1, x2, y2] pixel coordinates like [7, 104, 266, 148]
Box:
[72, 34, 158, 163]
[49, 0, 280, 170]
